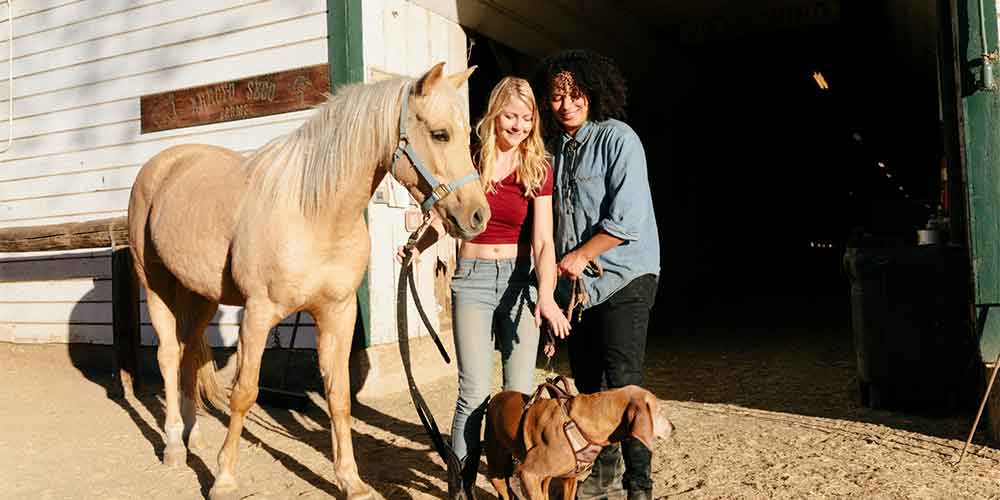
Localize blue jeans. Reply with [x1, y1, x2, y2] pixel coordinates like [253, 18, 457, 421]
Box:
[449, 257, 540, 461]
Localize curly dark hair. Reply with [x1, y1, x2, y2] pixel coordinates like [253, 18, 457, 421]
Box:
[530, 49, 628, 138]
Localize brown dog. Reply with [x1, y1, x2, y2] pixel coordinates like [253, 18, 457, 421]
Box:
[484, 384, 673, 499]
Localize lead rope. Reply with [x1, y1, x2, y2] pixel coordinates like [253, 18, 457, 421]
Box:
[396, 216, 471, 499]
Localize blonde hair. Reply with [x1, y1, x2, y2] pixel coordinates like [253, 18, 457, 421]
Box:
[474, 77, 549, 197]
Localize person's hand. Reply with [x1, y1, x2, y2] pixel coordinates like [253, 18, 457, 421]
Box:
[557, 250, 589, 280]
[535, 296, 571, 339]
[395, 245, 419, 263]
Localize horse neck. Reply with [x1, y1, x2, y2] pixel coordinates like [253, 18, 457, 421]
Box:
[276, 83, 402, 224]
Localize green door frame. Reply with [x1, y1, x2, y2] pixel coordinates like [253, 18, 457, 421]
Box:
[328, 0, 369, 348]
[951, 0, 1000, 361]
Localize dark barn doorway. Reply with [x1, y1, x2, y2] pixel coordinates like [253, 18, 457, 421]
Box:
[630, 2, 945, 333]
[460, 0, 971, 416]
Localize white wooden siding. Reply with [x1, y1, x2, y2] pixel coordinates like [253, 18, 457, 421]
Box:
[0, 0, 327, 346]
[362, 0, 468, 345]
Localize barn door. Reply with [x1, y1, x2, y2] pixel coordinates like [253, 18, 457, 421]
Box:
[950, 0, 1000, 361]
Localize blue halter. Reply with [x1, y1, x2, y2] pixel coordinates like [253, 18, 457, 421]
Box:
[390, 82, 480, 213]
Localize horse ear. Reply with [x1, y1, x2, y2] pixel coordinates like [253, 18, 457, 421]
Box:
[415, 62, 447, 96]
[447, 65, 477, 89]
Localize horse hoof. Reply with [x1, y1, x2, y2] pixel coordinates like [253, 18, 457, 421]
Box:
[340, 481, 376, 500]
[209, 482, 240, 500]
[163, 445, 187, 467]
[346, 489, 376, 500]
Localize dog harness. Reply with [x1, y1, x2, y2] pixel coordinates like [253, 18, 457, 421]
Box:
[525, 376, 604, 477]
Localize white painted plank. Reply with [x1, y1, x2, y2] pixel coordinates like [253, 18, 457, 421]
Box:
[3, 0, 177, 40]
[0, 165, 140, 201]
[0, 254, 111, 281]
[0, 1, 82, 21]
[0, 301, 109, 323]
[0, 113, 308, 180]
[0, 0, 275, 59]
[0, 120, 146, 166]
[428, 6, 450, 67]
[0, 277, 108, 302]
[0, 187, 131, 222]
[10, 2, 327, 79]
[380, 0, 410, 77]
[1, 13, 327, 101]
[0, 37, 327, 123]
[362, 0, 387, 75]
[408, 0, 460, 24]
[9, 99, 136, 141]
[404, 3, 431, 78]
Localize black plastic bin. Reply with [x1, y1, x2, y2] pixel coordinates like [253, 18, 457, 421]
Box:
[843, 238, 973, 412]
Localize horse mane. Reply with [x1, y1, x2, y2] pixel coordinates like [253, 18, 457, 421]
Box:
[244, 77, 410, 218]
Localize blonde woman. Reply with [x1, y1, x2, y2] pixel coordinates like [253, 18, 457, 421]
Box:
[400, 76, 570, 492]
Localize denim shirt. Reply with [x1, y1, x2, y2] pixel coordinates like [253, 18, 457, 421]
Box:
[548, 118, 660, 309]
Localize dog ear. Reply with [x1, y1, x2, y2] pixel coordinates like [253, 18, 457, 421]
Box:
[626, 394, 656, 452]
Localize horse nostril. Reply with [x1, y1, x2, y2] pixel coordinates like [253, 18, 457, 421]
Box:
[471, 207, 488, 230]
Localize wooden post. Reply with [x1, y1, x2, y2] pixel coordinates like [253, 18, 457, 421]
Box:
[110, 246, 141, 398]
[0, 216, 128, 252]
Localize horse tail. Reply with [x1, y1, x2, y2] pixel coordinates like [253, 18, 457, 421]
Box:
[192, 331, 229, 413]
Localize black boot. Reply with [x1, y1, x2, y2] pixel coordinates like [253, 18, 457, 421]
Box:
[626, 489, 653, 500]
[621, 437, 653, 499]
[575, 443, 626, 500]
[460, 453, 480, 499]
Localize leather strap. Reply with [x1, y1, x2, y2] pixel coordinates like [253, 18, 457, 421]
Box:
[522, 377, 604, 478]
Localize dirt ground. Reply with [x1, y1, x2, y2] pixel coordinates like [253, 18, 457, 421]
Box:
[4, 308, 1000, 499]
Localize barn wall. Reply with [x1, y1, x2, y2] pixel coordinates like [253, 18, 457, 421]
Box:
[361, 0, 468, 345]
[0, 0, 329, 346]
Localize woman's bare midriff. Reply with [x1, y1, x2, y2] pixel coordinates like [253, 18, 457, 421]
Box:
[459, 241, 531, 260]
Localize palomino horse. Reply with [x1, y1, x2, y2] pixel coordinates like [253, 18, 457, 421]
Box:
[127, 63, 489, 500]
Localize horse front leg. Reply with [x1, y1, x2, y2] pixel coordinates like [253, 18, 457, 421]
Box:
[313, 296, 374, 500]
[209, 299, 275, 500]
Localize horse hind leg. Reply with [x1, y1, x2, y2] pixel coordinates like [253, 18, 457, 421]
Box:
[179, 294, 221, 451]
[142, 278, 188, 467]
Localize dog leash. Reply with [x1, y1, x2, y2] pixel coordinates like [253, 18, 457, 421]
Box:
[564, 260, 604, 323]
[541, 260, 604, 373]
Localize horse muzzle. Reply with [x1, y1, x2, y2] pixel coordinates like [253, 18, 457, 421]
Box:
[446, 204, 490, 241]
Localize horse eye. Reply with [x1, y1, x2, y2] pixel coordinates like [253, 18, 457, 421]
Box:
[431, 130, 450, 143]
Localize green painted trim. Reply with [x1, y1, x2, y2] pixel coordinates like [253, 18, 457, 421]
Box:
[955, 0, 1000, 360]
[328, 0, 364, 91]
[328, 0, 369, 348]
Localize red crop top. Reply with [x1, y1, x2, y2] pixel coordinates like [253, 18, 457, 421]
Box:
[469, 164, 554, 245]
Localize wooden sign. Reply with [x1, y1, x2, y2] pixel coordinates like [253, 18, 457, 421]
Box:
[140, 64, 331, 133]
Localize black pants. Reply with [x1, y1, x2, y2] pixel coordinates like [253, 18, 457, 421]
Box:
[569, 273, 657, 492]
